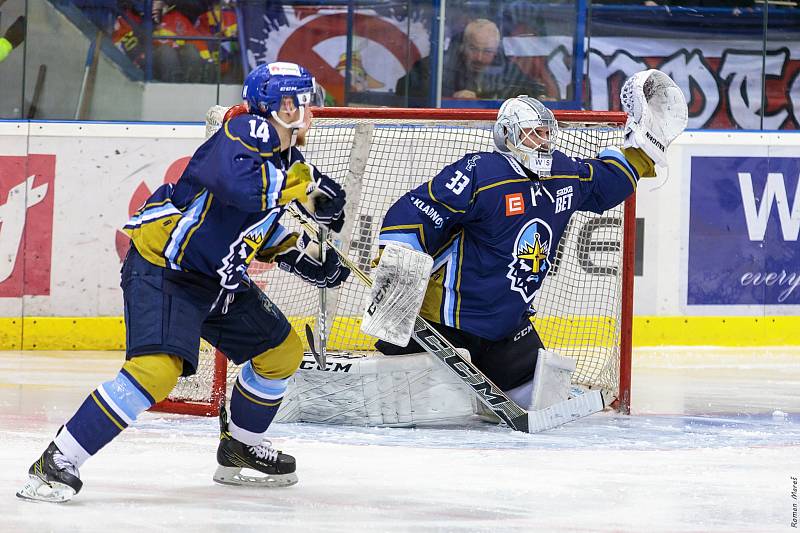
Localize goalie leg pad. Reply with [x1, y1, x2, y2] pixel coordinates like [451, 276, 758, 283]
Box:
[529, 349, 577, 411]
[275, 350, 477, 427]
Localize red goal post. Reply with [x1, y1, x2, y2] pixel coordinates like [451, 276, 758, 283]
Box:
[152, 107, 634, 418]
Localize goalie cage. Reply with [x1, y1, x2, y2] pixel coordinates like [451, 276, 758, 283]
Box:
[151, 107, 635, 418]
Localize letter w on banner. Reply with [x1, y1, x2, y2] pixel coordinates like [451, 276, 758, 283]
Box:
[0, 155, 55, 297]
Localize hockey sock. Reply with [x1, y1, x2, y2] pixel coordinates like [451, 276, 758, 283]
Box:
[229, 360, 288, 445]
[54, 354, 182, 468]
[54, 369, 154, 468]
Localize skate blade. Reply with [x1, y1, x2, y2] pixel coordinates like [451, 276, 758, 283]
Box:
[16, 475, 76, 503]
[213, 466, 298, 488]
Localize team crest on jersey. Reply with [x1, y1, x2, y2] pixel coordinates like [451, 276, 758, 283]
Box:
[217, 213, 277, 289]
[506, 218, 553, 303]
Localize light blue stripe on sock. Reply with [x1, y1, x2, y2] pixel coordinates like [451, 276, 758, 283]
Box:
[239, 361, 288, 400]
[100, 372, 153, 422]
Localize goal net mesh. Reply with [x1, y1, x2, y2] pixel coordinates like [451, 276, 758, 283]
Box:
[160, 110, 630, 413]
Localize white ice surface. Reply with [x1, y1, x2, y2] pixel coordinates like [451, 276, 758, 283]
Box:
[2, 348, 799, 532]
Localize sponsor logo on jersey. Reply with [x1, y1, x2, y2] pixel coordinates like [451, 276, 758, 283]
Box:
[507, 218, 553, 303]
[465, 154, 481, 171]
[505, 193, 525, 216]
[555, 185, 573, 214]
[531, 157, 553, 172]
[410, 196, 445, 228]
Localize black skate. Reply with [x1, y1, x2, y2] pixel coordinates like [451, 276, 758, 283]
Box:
[213, 402, 297, 487]
[17, 441, 83, 503]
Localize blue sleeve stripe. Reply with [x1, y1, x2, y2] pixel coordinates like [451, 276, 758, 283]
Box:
[238, 360, 288, 400]
[378, 233, 424, 252]
[265, 165, 285, 209]
[599, 147, 637, 181]
[124, 203, 181, 228]
[264, 223, 292, 248]
[164, 190, 210, 269]
[437, 234, 462, 327]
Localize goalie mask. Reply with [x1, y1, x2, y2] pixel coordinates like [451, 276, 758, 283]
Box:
[493, 96, 559, 177]
[242, 62, 324, 130]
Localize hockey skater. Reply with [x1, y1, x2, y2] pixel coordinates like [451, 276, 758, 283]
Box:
[374, 70, 686, 413]
[17, 61, 349, 502]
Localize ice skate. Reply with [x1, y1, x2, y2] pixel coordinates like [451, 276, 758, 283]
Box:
[16, 441, 82, 503]
[213, 402, 298, 488]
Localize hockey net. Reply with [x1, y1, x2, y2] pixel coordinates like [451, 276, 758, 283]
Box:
[153, 107, 634, 417]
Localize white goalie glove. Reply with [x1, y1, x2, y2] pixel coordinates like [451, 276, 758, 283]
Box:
[620, 69, 688, 166]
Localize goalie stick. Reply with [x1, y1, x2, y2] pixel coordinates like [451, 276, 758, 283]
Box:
[284, 203, 605, 433]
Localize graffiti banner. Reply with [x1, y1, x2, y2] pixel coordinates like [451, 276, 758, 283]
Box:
[238, 4, 800, 129]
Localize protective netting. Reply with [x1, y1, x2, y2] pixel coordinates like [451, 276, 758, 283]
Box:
[165, 112, 629, 410]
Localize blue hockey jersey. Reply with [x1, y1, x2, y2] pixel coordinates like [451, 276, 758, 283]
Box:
[379, 148, 642, 341]
[124, 113, 307, 290]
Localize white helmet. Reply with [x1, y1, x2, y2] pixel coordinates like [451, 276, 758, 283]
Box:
[493, 96, 558, 176]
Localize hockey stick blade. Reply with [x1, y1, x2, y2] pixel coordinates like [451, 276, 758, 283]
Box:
[527, 390, 605, 433]
[305, 324, 326, 370]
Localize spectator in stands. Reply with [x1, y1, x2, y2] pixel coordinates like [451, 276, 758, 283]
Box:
[111, 0, 213, 83]
[395, 18, 546, 105]
[0, 15, 25, 63]
[150, 0, 215, 83]
[195, 1, 242, 84]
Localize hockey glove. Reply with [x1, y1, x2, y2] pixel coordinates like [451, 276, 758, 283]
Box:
[274, 231, 350, 288]
[288, 162, 347, 233]
[620, 69, 687, 167]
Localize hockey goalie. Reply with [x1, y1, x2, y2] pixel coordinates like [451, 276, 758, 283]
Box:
[273, 69, 687, 429]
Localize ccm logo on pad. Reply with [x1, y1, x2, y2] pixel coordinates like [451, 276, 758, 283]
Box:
[505, 193, 525, 216]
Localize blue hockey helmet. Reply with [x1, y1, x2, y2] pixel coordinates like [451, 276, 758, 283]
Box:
[242, 62, 322, 129]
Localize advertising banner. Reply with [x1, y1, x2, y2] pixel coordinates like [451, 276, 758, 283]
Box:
[0, 154, 55, 297]
[688, 156, 800, 306]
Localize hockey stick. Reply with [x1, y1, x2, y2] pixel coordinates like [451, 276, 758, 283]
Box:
[285, 203, 605, 433]
[316, 225, 329, 369]
[304, 226, 329, 370]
